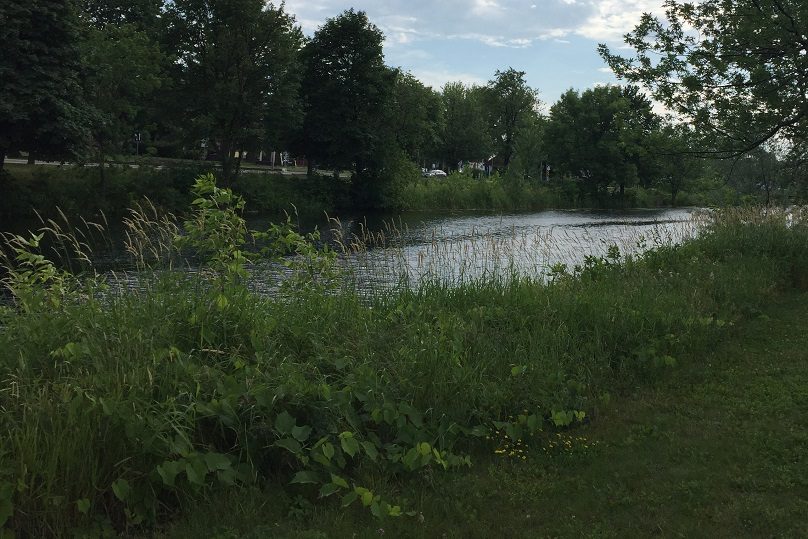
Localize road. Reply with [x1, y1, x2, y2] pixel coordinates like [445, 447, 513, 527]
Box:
[3, 158, 313, 176]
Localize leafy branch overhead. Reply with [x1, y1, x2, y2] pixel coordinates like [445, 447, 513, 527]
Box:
[599, 0, 808, 158]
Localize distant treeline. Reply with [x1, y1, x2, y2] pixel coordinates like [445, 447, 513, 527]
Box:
[2, 1, 806, 210]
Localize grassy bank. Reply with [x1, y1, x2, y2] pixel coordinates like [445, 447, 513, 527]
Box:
[400, 171, 741, 211]
[1, 164, 747, 228]
[0, 165, 344, 224]
[1, 183, 806, 536]
[165, 289, 808, 538]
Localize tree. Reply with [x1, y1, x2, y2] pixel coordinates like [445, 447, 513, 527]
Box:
[599, 0, 808, 159]
[441, 82, 491, 170]
[507, 113, 546, 183]
[485, 68, 539, 170]
[77, 0, 163, 32]
[545, 85, 659, 199]
[163, 0, 302, 182]
[0, 0, 90, 172]
[389, 71, 443, 168]
[80, 24, 165, 181]
[653, 123, 703, 205]
[298, 9, 394, 178]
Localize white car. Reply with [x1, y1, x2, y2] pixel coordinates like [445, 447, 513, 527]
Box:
[427, 169, 447, 177]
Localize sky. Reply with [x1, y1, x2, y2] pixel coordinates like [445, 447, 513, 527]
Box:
[283, 0, 667, 108]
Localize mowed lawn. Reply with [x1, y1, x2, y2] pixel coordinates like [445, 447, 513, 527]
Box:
[161, 292, 808, 539]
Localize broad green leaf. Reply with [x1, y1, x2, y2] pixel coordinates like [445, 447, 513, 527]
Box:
[370, 501, 382, 518]
[330, 474, 349, 488]
[292, 425, 312, 443]
[76, 498, 91, 514]
[319, 483, 341, 498]
[342, 491, 359, 507]
[274, 411, 296, 435]
[361, 441, 379, 461]
[339, 432, 360, 457]
[275, 438, 302, 455]
[402, 447, 420, 470]
[111, 478, 131, 502]
[204, 452, 231, 471]
[290, 471, 320, 485]
[388, 505, 402, 517]
[157, 461, 182, 487]
[185, 460, 207, 486]
[217, 467, 238, 486]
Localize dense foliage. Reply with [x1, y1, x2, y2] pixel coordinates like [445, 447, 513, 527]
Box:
[600, 0, 808, 159]
[600, 0, 808, 201]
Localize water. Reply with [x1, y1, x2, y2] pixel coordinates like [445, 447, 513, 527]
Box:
[3, 208, 702, 295]
[321, 208, 700, 292]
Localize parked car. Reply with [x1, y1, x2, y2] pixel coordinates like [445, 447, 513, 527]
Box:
[426, 169, 447, 178]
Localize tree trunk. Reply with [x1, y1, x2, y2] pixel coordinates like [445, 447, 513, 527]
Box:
[307, 159, 314, 177]
[0, 149, 5, 173]
[27, 152, 35, 165]
[234, 149, 243, 179]
[98, 151, 107, 195]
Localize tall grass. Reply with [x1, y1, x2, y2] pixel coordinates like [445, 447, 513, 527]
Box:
[398, 172, 738, 211]
[1, 187, 806, 535]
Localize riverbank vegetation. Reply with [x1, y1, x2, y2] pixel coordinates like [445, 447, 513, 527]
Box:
[164, 289, 808, 538]
[0, 158, 770, 226]
[0, 164, 351, 224]
[1, 176, 806, 536]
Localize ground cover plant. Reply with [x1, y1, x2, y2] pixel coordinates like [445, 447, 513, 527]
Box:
[0, 175, 806, 536]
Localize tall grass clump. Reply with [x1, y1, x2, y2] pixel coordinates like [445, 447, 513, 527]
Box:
[1, 178, 806, 535]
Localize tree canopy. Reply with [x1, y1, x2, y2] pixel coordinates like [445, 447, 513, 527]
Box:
[163, 0, 302, 181]
[485, 68, 540, 170]
[4, 1, 802, 207]
[0, 0, 90, 169]
[441, 82, 491, 170]
[546, 85, 659, 197]
[599, 0, 808, 158]
[298, 9, 394, 177]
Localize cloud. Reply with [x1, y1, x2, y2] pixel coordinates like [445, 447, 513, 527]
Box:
[280, 0, 669, 102]
[574, 0, 667, 42]
[283, 0, 666, 46]
[408, 68, 488, 90]
[471, 0, 505, 16]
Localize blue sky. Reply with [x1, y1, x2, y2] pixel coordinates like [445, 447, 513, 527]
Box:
[283, 0, 666, 108]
